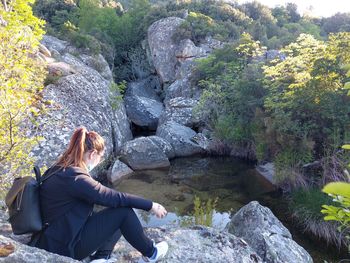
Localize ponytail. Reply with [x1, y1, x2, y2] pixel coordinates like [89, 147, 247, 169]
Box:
[55, 127, 105, 169]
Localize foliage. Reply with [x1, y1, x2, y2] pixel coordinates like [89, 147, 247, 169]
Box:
[321, 182, 350, 251]
[193, 196, 218, 227]
[290, 188, 345, 247]
[109, 81, 127, 110]
[291, 188, 334, 221]
[33, 0, 78, 33]
[0, 0, 46, 194]
[263, 33, 350, 160]
[321, 13, 350, 35]
[274, 147, 312, 190]
[194, 33, 265, 146]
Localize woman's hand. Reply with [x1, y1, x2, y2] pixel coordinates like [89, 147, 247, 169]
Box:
[151, 202, 167, 218]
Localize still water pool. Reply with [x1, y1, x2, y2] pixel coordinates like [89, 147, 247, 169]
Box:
[115, 156, 344, 263]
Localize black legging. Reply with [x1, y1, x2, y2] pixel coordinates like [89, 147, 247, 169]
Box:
[73, 207, 155, 260]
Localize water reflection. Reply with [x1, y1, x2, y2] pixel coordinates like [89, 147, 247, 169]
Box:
[115, 156, 342, 262]
[115, 156, 272, 229]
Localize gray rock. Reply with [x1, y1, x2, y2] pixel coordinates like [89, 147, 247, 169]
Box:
[120, 137, 170, 170]
[190, 133, 210, 150]
[110, 225, 262, 263]
[125, 76, 162, 102]
[225, 201, 313, 263]
[107, 160, 134, 184]
[0, 235, 78, 263]
[175, 39, 206, 62]
[124, 95, 164, 130]
[256, 162, 276, 185]
[147, 136, 175, 159]
[159, 97, 199, 127]
[198, 36, 224, 54]
[47, 62, 76, 78]
[30, 35, 132, 168]
[156, 121, 205, 157]
[112, 103, 133, 154]
[148, 17, 185, 83]
[164, 77, 202, 103]
[79, 54, 113, 81]
[41, 35, 68, 53]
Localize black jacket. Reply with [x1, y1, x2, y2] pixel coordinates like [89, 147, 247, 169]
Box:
[33, 165, 152, 258]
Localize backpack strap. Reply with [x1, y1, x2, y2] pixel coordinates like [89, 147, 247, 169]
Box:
[33, 166, 41, 184]
[33, 166, 62, 185]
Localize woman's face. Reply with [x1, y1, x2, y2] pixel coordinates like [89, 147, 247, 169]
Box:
[85, 149, 105, 171]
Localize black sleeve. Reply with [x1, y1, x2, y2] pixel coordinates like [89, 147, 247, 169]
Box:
[67, 173, 153, 211]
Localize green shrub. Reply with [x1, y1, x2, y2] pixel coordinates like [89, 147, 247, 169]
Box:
[321, 182, 350, 251]
[109, 81, 127, 110]
[263, 33, 350, 159]
[289, 188, 346, 247]
[70, 31, 101, 54]
[274, 147, 312, 189]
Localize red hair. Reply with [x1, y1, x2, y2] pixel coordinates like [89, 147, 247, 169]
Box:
[55, 127, 105, 169]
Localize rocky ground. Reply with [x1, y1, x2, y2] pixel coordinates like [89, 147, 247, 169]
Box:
[0, 201, 312, 263]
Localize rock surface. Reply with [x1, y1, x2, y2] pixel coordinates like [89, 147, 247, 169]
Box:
[156, 121, 205, 157]
[225, 201, 313, 263]
[159, 97, 200, 128]
[0, 201, 312, 263]
[31, 35, 132, 167]
[120, 137, 170, 170]
[124, 95, 164, 130]
[125, 76, 162, 102]
[256, 162, 276, 185]
[148, 17, 185, 84]
[109, 225, 262, 263]
[107, 160, 134, 184]
[0, 235, 78, 263]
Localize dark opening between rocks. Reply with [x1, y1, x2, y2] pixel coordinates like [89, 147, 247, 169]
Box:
[130, 122, 156, 138]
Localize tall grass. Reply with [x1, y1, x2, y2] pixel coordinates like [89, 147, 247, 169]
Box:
[290, 188, 349, 249]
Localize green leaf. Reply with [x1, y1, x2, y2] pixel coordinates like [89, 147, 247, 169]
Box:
[324, 215, 338, 221]
[322, 182, 350, 199]
[342, 145, 350, 150]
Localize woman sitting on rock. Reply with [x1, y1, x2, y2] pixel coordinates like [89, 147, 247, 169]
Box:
[32, 127, 168, 263]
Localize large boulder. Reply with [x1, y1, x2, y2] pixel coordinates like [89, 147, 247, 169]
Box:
[156, 121, 206, 157]
[159, 97, 200, 128]
[175, 39, 206, 62]
[256, 162, 276, 185]
[147, 136, 175, 159]
[124, 95, 164, 130]
[125, 76, 162, 102]
[225, 201, 313, 263]
[31, 35, 132, 167]
[120, 137, 170, 170]
[41, 35, 68, 54]
[107, 159, 134, 184]
[0, 204, 262, 263]
[110, 225, 262, 263]
[79, 53, 113, 81]
[164, 77, 202, 103]
[0, 235, 78, 263]
[148, 17, 185, 84]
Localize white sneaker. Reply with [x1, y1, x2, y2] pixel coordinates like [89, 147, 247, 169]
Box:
[138, 241, 169, 263]
[89, 259, 113, 263]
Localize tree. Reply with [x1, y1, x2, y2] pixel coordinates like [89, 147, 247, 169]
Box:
[193, 33, 265, 145]
[263, 33, 350, 151]
[0, 0, 46, 194]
